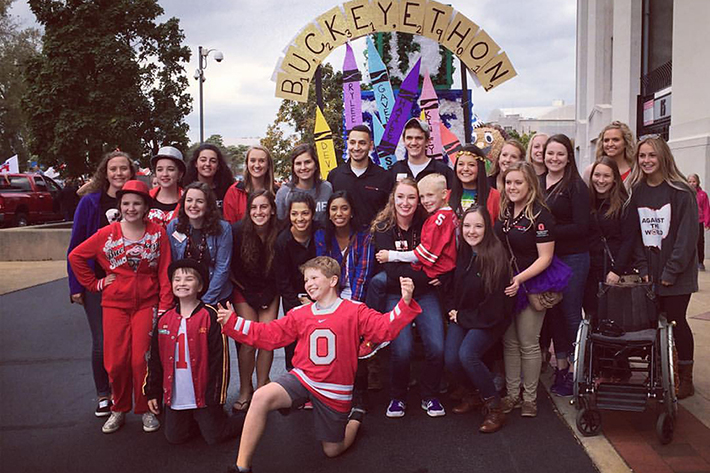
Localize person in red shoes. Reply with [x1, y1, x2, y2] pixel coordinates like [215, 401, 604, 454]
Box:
[147, 146, 185, 226]
[69, 179, 172, 434]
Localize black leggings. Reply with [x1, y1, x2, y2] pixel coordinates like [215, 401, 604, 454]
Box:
[698, 223, 705, 264]
[658, 294, 694, 362]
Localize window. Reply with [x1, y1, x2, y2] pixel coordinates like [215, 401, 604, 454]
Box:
[9, 176, 31, 191]
[45, 178, 61, 193]
[34, 176, 48, 191]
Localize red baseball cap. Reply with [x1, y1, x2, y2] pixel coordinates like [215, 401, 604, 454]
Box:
[116, 179, 152, 205]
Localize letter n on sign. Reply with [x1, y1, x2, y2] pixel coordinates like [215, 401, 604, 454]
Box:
[478, 52, 517, 91]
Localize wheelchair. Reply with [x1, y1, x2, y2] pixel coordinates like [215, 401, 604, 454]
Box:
[572, 276, 677, 444]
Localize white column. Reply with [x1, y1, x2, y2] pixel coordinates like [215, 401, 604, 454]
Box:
[610, 0, 642, 130]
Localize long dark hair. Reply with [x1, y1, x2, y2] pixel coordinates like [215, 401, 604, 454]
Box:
[287, 143, 323, 196]
[183, 144, 235, 198]
[286, 191, 317, 236]
[544, 134, 582, 199]
[449, 144, 490, 217]
[459, 205, 510, 294]
[323, 190, 359, 253]
[589, 156, 628, 219]
[239, 189, 279, 274]
[176, 182, 223, 235]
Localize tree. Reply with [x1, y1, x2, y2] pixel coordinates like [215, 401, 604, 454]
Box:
[23, 0, 191, 177]
[186, 135, 250, 176]
[507, 129, 534, 150]
[0, 0, 40, 168]
[265, 63, 344, 178]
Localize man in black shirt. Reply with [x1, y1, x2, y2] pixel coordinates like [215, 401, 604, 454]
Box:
[327, 124, 394, 228]
[390, 118, 454, 188]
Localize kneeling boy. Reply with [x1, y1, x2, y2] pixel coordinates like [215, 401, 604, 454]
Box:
[144, 259, 243, 445]
[217, 256, 420, 473]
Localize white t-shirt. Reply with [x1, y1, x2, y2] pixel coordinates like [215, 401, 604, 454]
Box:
[407, 159, 431, 178]
[171, 318, 197, 410]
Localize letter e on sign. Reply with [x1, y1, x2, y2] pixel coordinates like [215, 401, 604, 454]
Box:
[344, 0, 377, 39]
[398, 0, 426, 35]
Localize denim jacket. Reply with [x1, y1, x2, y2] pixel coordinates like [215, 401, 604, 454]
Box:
[166, 219, 233, 304]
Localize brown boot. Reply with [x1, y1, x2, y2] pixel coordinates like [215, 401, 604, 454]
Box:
[480, 398, 505, 433]
[452, 393, 483, 414]
[677, 361, 695, 399]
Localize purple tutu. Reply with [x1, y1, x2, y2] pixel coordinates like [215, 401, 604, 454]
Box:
[514, 256, 573, 313]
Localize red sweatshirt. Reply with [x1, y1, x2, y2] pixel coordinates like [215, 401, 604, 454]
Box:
[68, 221, 173, 311]
[222, 183, 248, 224]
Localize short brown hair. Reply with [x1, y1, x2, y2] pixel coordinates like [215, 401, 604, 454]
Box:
[299, 256, 341, 280]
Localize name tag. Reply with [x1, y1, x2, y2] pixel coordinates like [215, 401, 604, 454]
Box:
[396, 173, 408, 182]
[172, 231, 187, 243]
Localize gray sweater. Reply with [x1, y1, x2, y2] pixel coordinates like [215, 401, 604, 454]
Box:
[629, 180, 698, 296]
[275, 181, 333, 225]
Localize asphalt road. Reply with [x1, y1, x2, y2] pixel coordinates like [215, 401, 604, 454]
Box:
[0, 279, 599, 473]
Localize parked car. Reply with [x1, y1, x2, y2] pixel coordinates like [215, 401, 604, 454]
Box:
[0, 173, 64, 227]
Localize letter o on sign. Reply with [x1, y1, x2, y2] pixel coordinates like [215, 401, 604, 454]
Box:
[309, 328, 336, 365]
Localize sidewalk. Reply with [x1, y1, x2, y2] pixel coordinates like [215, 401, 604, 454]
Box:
[1, 260, 708, 472]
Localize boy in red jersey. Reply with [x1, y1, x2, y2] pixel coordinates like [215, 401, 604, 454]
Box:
[376, 173, 458, 281]
[218, 256, 420, 473]
[144, 259, 243, 445]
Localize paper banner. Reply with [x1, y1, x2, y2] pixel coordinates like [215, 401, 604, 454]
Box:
[376, 58, 421, 169]
[314, 106, 338, 179]
[421, 1, 454, 42]
[366, 36, 395, 125]
[370, 0, 400, 32]
[419, 69, 444, 161]
[456, 29, 500, 74]
[275, 72, 310, 101]
[478, 51, 517, 91]
[343, 0, 378, 39]
[343, 43, 363, 130]
[316, 6, 353, 51]
[442, 11, 479, 57]
[398, 0, 426, 35]
[293, 23, 335, 64]
[440, 123, 462, 167]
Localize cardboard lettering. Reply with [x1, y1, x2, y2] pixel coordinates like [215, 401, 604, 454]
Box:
[442, 12, 479, 56]
[343, 0, 377, 39]
[457, 29, 500, 74]
[398, 0, 426, 35]
[316, 6, 353, 50]
[275, 72, 310, 102]
[478, 51, 517, 91]
[371, 0, 400, 32]
[422, 1, 454, 42]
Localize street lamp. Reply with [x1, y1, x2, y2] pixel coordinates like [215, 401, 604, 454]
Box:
[194, 46, 224, 143]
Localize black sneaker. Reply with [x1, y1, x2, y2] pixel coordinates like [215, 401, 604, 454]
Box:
[348, 407, 366, 423]
[95, 398, 112, 417]
[226, 466, 251, 473]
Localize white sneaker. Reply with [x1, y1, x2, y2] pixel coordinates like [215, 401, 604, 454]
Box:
[142, 412, 160, 432]
[101, 412, 125, 434]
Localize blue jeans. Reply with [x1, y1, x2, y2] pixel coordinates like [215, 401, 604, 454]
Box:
[387, 291, 444, 400]
[445, 322, 501, 401]
[365, 271, 387, 313]
[550, 252, 590, 362]
[83, 290, 111, 397]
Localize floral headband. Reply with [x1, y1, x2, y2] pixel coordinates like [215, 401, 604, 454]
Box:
[455, 150, 486, 162]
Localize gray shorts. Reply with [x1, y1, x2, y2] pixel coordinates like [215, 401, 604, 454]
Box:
[276, 373, 348, 443]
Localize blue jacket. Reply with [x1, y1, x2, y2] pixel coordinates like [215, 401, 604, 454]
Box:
[314, 229, 374, 302]
[166, 219, 233, 305]
[67, 192, 102, 295]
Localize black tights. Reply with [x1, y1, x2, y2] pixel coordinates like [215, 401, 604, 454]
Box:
[658, 294, 694, 362]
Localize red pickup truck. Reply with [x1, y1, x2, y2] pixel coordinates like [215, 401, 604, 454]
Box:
[0, 173, 64, 227]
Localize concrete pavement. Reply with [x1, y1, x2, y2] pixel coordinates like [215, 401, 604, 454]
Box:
[1, 259, 708, 472]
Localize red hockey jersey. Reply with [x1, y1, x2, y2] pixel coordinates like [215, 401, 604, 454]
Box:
[413, 206, 458, 278]
[222, 298, 421, 412]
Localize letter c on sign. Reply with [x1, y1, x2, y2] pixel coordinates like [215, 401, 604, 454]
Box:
[309, 328, 336, 365]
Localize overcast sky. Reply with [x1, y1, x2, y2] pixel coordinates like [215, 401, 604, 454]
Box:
[10, 0, 577, 146]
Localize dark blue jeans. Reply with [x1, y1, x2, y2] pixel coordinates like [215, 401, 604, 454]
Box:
[365, 271, 387, 313]
[550, 252, 590, 362]
[83, 290, 110, 397]
[387, 292, 444, 401]
[445, 322, 501, 401]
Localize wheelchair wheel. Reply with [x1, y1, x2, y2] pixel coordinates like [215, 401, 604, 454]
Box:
[576, 408, 602, 437]
[659, 318, 678, 417]
[656, 412, 674, 445]
[573, 319, 590, 405]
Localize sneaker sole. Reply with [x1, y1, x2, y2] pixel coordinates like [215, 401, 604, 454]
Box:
[95, 411, 111, 418]
[102, 424, 123, 434]
[143, 424, 160, 433]
[386, 411, 405, 418]
[358, 341, 390, 360]
[421, 402, 446, 417]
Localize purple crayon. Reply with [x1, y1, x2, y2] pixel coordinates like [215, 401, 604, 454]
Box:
[376, 58, 421, 169]
[342, 42, 363, 131]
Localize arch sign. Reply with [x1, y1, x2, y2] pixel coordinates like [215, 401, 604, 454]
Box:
[274, 0, 517, 102]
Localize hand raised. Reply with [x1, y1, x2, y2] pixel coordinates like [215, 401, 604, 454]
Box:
[399, 277, 414, 304]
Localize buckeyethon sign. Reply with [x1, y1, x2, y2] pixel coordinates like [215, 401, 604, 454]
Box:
[274, 0, 517, 102]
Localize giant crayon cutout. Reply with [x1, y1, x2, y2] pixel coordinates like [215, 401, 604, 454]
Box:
[440, 123, 463, 168]
[366, 36, 395, 129]
[342, 43, 363, 131]
[419, 69, 444, 161]
[371, 114, 385, 167]
[376, 58, 422, 169]
[314, 106, 337, 179]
